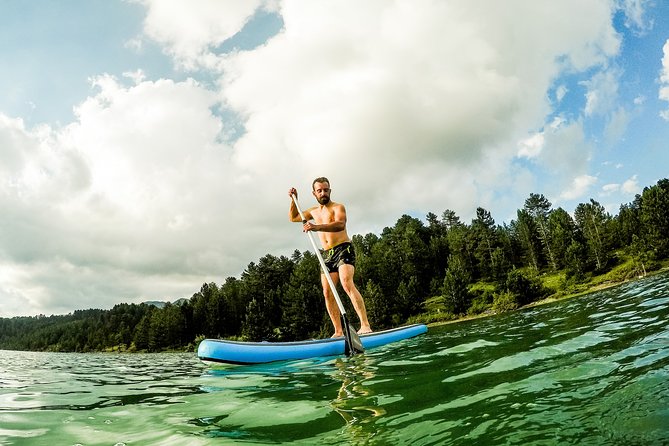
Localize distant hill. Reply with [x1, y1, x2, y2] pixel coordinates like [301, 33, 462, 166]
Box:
[142, 298, 188, 309]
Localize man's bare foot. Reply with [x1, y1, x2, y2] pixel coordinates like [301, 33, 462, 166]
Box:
[331, 333, 344, 338]
[357, 327, 373, 335]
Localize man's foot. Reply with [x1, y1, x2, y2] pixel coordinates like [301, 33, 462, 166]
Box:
[357, 327, 373, 335]
[331, 333, 344, 338]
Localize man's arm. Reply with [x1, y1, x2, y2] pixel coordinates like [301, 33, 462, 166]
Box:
[288, 188, 312, 222]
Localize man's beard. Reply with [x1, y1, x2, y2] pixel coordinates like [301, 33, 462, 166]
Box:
[318, 196, 330, 205]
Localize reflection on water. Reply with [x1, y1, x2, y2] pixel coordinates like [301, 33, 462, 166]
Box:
[1, 272, 668, 445]
[330, 355, 384, 444]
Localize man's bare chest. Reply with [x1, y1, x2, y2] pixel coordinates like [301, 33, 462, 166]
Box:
[313, 207, 336, 224]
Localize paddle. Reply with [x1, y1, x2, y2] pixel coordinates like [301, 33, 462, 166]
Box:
[291, 193, 365, 356]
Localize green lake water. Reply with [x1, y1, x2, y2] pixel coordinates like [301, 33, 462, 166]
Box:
[1, 272, 668, 445]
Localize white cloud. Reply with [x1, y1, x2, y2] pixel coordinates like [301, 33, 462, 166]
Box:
[599, 174, 639, 197]
[619, 0, 653, 33]
[137, 0, 267, 69]
[523, 118, 592, 179]
[602, 183, 620, 195]
[555, 85, 568, 102]
[604, 106, 630, 142]
[0, 77, 269, 315]
[218, 1, 619, 201]
[582, 69, 620, 117]
[621, 174, 641, 194]
[602, 161, 624, 169]
[560, 175, 598, 200]
[517, 133, 545, 159]
[660, 40, 669, 120]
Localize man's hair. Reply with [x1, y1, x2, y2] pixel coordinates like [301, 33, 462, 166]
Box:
[312, 177, 330, 190]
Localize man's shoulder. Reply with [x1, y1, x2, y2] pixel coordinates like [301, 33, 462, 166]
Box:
[324, 202, 346, 214]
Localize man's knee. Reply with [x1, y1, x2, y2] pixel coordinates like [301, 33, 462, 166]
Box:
[340, 278, 357, 296]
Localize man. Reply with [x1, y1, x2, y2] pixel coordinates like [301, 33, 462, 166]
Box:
[289, 177, 372, 336]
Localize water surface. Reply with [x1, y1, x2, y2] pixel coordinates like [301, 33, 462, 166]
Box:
[1, 272, 668, 445]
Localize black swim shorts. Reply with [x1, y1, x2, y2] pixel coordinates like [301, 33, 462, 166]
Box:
[321, 242, 356, 273]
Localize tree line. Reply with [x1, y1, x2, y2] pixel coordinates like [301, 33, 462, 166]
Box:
[1, 178, 668, 352]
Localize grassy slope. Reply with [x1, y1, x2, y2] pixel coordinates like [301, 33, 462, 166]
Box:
[415, 254, 669, 327]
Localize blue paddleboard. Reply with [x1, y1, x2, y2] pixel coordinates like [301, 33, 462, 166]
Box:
[198, 324, 428, 365]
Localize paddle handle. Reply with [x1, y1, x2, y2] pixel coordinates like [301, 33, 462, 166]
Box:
[291, 194, 347, 316]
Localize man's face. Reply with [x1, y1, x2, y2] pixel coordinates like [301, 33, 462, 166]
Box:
[312, 182, 331, 205]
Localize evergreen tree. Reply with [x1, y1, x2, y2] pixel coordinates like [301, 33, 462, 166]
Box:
[513, 209, 541, 271]
[471, 207, 498, 279]
[441, 255, 471, 315]
[446, 216, 475, 280]
[616, 200, 641, 247]
[133, 314, 151, 351]
[639, 179, 669, 259]
[574, 199, 611, 271]
[280, 252, 324, 340]
[364, 280, 391, 329]
[547, 207, 580, 270]
[564, 239, 588, 281]
[524, 193, 557, 270]
[441, 209, 462, 229]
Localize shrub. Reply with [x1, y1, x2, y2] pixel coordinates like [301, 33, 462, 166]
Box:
[492, 291, 519, 313]
[505, 269, 547, 306]
[467, 290, 493, 316]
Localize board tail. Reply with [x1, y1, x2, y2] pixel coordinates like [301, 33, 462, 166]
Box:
[341, 314, 365, 355]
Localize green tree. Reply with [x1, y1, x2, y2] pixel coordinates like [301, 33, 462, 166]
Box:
[131, 314, 149, 350]
[397, 276, 421, 319]
[639, 179, 669, 259]
[628, 234, 650, 277]
[241, 298, 267, 341]
[426, 212, 450, 294]
[505, 269, 546, 306]
[441, 255, 472, 315]
[616, 199, 641, 247]
[471, 207, 499, 279]
[364, 280, 391, 329]
[524, 193, 557, 270]
[547, 207, 580, 270]
[445, 215, 475, 281]
[574, 199, 611, 271]
[238, 254, 294, 339]
[564, 240, 588, 281]
[280, 252, 324, 340]
[513, 209, 541, 271]
[441, 209, 462, 229]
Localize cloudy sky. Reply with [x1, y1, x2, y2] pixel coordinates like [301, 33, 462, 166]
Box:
[1, 0, 668, 317]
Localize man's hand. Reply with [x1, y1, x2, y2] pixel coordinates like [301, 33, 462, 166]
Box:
[303, 221, 318, 232]
[288, 187, 298, 199]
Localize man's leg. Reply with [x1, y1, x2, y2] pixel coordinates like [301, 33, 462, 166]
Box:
[338, 264, 372, 334]
[321, 272, 343, 337]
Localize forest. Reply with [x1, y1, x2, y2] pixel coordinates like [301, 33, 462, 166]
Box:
[1, 178, 668, 353]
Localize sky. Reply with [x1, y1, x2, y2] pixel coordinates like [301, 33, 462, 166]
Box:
[1, 0, 668, 317]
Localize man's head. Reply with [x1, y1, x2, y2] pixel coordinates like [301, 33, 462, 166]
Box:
[312, 177, 331, 205]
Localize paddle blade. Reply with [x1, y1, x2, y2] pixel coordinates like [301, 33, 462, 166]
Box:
[341, 314, 365, 356]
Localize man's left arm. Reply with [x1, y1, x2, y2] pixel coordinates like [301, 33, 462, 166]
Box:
[305, 204, 347, 232]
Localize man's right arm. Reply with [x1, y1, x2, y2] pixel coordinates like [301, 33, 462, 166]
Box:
[288, 187, 310, 222]
[289, 201, 302, 222]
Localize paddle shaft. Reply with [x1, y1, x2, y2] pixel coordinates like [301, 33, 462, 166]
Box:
[291, 194, 348, 317]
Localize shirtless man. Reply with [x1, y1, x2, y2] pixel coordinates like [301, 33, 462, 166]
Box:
[289, 177, 372, 336]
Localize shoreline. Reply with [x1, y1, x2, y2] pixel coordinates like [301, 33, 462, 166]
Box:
[427, 266, 669, 329]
